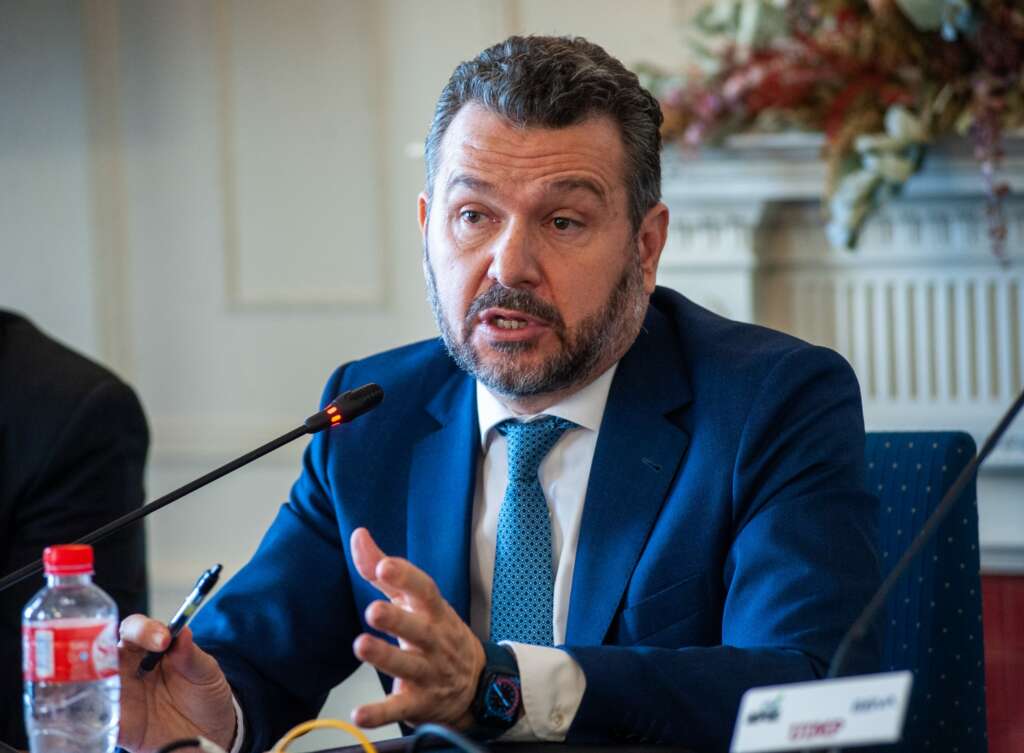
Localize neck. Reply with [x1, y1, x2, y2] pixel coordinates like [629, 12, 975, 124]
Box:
[493, 385, 582, 416]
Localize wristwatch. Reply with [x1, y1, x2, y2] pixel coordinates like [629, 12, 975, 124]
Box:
[468, 641, 523, 738]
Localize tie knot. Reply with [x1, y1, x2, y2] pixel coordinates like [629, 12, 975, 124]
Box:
[497, 415, 576, 480]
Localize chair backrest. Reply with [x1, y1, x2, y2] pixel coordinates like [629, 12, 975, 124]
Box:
[866, 431, 987, 752]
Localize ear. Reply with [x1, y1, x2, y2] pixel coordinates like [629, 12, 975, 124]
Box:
[417, 192, 429, 237]
[636, 202, 669, 294]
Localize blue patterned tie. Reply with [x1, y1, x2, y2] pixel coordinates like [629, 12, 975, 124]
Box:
[489, 415, 576, 646]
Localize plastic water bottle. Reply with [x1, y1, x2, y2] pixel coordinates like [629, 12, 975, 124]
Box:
[22, 545, 120, 753]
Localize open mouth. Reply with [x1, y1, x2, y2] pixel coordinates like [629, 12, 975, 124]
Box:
[477, 307, 551, 338]
[492, 315, 529, 330]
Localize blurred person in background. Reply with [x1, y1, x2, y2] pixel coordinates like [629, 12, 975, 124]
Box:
[0, 310, 149, 748]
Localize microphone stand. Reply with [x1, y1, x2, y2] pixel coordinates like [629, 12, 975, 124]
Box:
[0, 382, 383, 594]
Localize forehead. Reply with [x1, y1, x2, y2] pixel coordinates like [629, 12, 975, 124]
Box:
[433, 104, 627, 202]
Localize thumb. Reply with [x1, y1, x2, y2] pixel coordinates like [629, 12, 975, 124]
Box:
[351, 527, 386, 584]
[351, 527, 403, 602]
[163, 626, 223, 686]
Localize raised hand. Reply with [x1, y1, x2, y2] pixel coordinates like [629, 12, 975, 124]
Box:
[349, 527, 486, 729]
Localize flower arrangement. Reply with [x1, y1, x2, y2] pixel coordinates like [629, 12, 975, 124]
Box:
[643, 0, 1024, 258]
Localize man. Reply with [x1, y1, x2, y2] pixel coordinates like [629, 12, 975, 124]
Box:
[117, 36, 880, 752]
[0, 311, 149, 748]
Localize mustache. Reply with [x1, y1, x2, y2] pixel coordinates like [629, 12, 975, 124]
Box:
[464, 286, 564, 330]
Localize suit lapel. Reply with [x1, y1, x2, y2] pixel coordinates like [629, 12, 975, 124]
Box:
[406, 370, 478, 624]
[566, 306, 693, 645]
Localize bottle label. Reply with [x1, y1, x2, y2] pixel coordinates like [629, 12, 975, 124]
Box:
[22, 618, 118, 683]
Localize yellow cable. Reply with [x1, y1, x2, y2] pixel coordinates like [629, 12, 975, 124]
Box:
[271, 718, 378, 753]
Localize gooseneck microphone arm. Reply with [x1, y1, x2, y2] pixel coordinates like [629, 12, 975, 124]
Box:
[0, 382, 384, 594]
[827, 385, 1024, 679]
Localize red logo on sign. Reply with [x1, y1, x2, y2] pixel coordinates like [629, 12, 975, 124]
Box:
[789, 719, 844, 740]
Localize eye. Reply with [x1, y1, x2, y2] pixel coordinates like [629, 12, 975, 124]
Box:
[551, 216, 581, 231]
[460, 210, 484, 224]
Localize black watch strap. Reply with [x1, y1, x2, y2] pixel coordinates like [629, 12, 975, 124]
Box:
[467, 642, 522, 739]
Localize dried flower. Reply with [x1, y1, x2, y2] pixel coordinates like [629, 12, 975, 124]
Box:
[651, 0, 1024, 257]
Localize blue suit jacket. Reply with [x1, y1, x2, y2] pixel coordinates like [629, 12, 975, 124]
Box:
[192, 287, 880, 752]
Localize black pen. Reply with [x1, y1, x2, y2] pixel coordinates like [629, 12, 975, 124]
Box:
[137, 564, 222, 677]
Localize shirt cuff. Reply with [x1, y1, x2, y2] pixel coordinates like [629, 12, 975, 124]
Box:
[498, 642, 586, 742]
[227, 693, 245, 753]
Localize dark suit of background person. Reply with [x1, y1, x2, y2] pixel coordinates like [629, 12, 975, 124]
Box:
[191, 287, 881, 753]
[0, 311, 150, 748]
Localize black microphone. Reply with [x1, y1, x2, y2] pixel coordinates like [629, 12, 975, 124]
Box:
[0, 382, 385, 594]
[304, 382, 384, 432]
[827, 385, 1024, 678]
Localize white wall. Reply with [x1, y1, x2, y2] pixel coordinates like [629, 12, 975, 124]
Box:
[0, 0, 100, 353]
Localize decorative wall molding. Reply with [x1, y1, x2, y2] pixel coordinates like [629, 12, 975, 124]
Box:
[82, 1, 135, 379]
[215, 0, 388, 310]
[756, 199, 1024, 267]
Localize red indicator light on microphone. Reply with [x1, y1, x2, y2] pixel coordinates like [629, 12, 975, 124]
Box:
[303, 383, 382, 435]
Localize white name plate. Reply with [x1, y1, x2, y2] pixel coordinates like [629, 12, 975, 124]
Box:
[730, 671, 913, 752]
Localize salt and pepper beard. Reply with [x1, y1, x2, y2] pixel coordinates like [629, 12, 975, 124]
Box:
[424, 239, 649, 398]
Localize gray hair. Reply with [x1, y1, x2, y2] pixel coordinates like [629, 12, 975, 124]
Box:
[424, 35, 663, 232]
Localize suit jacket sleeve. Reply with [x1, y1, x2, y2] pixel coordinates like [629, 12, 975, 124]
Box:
[191, 367, 363, 753]
[563, 346, 881, 752]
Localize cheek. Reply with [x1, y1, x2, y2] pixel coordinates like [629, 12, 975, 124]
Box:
[434, 251, 491, 304]
[431, 258, 482, 318]
[547, 266, 612, 320]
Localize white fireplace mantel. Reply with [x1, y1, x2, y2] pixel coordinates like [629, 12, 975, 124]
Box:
[659, 134, 1024, 573]
[663, 133, 1024, 202]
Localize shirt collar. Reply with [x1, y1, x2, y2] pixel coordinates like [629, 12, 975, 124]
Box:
[476, 362, 619, 449]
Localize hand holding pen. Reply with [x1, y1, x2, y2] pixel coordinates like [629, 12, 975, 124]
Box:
[137, 564, 222, 677]
[116, 565, 236, 753]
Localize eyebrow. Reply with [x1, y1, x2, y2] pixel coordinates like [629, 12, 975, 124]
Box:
[545, 178, 608, 205]
[445, 174, 496, 197]
[444, 174, 608, 205]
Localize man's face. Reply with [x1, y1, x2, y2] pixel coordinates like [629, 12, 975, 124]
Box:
[418, 104, 666, 400]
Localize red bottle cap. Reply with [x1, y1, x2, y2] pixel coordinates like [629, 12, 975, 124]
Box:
[43, 545, 94, 576]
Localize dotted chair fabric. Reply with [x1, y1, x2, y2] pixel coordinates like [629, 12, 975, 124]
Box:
[867, 431, 988, 752]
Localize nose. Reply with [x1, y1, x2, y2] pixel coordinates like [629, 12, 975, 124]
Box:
[487, 220, 541, 289]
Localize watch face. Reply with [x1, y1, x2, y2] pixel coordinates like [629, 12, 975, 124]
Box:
[484, 675, 521, 723]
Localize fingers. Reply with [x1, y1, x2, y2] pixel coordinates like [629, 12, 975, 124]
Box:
[119, 616, 222, 687]
[350, 528, 480, 729]
[364, 600, 434, 647]
[352, 693, 418, 729]
[353, 633, 430, 682]
[119, 614, 171, 653]
[375, 558, 443, 615]
[351, 528, 442, 614]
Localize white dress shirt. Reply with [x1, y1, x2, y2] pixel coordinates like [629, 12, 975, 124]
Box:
[230, 364, 618, 750]
[471, 363, 617, 741]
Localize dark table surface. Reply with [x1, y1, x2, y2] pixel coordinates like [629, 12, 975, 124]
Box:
[317, 737, 692, 753]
